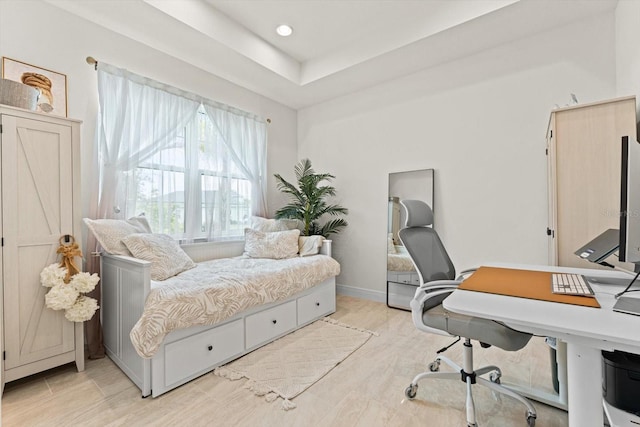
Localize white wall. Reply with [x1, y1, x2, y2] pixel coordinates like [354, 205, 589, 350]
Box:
[0, 1, 623, 301]
[299, 13, 617, 299]
[0, 0, 298, 223]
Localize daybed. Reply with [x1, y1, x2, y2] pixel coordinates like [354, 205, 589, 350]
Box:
[89, 219, 340, 398]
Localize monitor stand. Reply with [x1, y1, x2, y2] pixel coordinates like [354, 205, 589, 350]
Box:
[613, 297, 640, 316]
[574, 229, 620, 264]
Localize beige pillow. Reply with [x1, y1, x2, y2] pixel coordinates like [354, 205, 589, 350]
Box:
[244, 228, 300, 259]
[121, 233, 196, 281]
[83, 216, 152, 255]
[127, 216, 152, 233]
[250, 216, 299, 232]
[299, 235, 324, 257]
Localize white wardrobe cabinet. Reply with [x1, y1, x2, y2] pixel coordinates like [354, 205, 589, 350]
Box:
[547, 96, 637, 269]
[0, 104, 84, 388]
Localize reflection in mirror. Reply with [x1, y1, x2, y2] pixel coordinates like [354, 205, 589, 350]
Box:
[387, 169, 434, 310]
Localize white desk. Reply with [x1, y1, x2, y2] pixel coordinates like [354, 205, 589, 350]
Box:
[443, 263, 640, 427]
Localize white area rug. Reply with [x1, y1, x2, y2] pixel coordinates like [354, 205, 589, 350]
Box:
[214, 317, 376, 410]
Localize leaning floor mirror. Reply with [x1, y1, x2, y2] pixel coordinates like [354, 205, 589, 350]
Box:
[387, 169, 434, 310]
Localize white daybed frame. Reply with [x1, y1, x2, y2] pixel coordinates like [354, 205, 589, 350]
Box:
[100, 240, 336, 398]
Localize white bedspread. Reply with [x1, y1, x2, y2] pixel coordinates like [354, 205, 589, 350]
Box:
[130, 255, 340, 358]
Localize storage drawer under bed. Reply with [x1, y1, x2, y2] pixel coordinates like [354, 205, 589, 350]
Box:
[163, 319, 244, 386]
[245, 300, 297, 349]
[297, 283, 336, 325]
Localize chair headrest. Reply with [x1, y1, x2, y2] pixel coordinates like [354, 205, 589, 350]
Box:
[400, 200, 434, 227]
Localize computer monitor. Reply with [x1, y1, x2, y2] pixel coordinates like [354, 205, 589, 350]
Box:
[619, 135, 640, 264]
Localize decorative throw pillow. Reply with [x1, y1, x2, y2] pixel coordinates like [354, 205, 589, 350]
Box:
[83, 216, 152, 255]
[121, 233, 196, 281]
[250, 216, 299, 232]
[244, 228, 300, 259]
[298, 235, 324, 257]
[126, 216, 153, 233]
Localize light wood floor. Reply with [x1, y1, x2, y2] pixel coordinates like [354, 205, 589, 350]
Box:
[1, 295, 568, 426]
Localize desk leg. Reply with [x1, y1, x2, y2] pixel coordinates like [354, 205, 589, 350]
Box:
[566, 342, 602, 427]
[501, 340, 568, 410]
[557, 340, 568, 407]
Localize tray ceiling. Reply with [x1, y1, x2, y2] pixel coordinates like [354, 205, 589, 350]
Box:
[47, 0, 617, 109]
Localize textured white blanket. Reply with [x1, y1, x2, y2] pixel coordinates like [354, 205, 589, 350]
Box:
[129, 255, 341, 358]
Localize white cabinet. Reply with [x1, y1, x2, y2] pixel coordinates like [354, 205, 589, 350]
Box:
[547, 96, 637, 269]
[0, 105, 84, 386]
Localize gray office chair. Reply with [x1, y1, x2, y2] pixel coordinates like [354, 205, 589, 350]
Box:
[399, 200, 537, 427]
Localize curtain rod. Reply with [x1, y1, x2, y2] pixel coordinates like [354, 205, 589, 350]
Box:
[84, 56, 271, 124]
[86, 56, 98, 70]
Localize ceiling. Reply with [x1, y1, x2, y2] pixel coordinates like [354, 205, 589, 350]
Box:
[47, 0, 617, 109]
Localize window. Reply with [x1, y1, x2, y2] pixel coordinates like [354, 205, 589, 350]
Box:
[133, 107, 251, 241]
[95, 64, 267, 245]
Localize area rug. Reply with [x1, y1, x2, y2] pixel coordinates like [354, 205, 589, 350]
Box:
[214, 317, 376, 410]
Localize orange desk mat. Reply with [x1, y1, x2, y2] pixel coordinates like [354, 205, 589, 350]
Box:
[458, 266, 600, 308]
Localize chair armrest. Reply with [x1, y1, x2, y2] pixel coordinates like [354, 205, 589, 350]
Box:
[410, 285, 460, 332]
[411, 280, 462, 311]
[418, 279, 461, 290]
[456, 268, 478, 280]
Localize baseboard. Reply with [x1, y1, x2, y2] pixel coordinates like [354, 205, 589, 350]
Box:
[336, 283, 386, 303]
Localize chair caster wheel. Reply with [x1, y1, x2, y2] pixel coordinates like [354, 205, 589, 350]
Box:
[428, 360, 440, 372]
[489, 371, 501, 384]
[526, 411, 536, 427]
[405, 384, 417, 399]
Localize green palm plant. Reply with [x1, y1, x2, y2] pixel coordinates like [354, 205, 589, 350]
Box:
[274, 159, 348, 238]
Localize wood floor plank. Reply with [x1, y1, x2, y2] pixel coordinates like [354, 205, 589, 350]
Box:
[1, 295, 568, 426]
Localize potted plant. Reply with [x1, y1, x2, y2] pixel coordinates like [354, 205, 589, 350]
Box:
[274, 159, 348, 238]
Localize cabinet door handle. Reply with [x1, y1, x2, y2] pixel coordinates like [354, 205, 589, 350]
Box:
[207, 345, 213, 351]
[315, 302, 320, 307]
[272, 319, 277, 324]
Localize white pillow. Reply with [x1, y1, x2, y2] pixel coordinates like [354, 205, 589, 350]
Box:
[83, 216, 152, 255]
[299, 236, 324, 257]
[121, 233, 196, 281]
[244, 228, 300, 259]
[250, 216, 299, 232]
[126, 216, 152, 233]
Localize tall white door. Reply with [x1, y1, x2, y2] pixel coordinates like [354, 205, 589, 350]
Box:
[1, 114, 75, 369]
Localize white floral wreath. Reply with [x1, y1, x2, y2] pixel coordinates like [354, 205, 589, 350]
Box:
[40, 264, 100, 322]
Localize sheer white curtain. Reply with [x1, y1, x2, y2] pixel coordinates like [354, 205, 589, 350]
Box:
[88, 62, 268, 248]
[203, 103, 268, 221]
[94, 63, 201, 221]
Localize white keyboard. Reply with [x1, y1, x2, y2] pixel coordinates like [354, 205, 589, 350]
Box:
[551, 273, 595, 296]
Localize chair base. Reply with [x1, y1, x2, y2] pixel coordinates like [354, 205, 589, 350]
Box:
[405, 338, 536, 427]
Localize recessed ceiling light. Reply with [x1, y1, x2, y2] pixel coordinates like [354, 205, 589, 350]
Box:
[276, 24, 293, 37]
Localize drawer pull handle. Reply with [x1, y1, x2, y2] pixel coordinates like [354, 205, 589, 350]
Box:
[315, 302, 320, 307]
[272, 319, 277, 324]
[207, 345, 213, 351]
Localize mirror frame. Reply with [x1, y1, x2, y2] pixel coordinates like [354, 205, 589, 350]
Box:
[386, 168, 435, 310]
